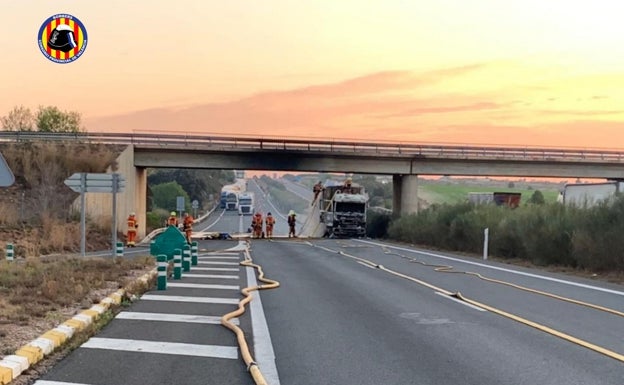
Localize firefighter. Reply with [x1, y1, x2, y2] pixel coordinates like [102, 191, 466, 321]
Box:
[167, 211, 178, 227]
[287, 210, 297, 238]
[265, 212, 275, 239]
[312, 181, 324, 205]
[126, 212, 138, 247]
[252, 212, 263, 239]
[182, 212, 194, 244]
[342, 178, 353, 194]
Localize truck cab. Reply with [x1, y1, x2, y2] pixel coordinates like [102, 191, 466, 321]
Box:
[319, 182, 368, 238]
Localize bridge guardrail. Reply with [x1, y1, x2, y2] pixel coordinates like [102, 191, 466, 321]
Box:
[1, 131, 624, 164]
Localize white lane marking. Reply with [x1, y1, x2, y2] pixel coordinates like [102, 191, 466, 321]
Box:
[435, 292, 487, 312]
[116, 311, 239, 325]
[183, 274, 238, 279]
[200, 253, 240, 256]
[34, 381, 92, 385]
[357, 261, 375, 269]
[198, 261, 240, 266]
[167, 283, 239, 290]
[81, 338, 238, 359]
[197, 208, 226, 231]
[193, 267, 239, 272]
[141, 294, 238, 304]
[357, 240, 624, 297]
[198, 256, 240, 260]
[247, 265, 281, 385]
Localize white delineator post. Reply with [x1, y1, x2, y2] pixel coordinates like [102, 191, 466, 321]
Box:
[483, 228, 489, 261]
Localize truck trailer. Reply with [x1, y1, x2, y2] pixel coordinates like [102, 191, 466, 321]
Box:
[562, 181, 624, 207]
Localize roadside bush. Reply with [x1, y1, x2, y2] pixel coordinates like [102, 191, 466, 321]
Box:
[387, 196, 624, 273]
[571, 197, 624, 271]
[367, 211, 391, 238]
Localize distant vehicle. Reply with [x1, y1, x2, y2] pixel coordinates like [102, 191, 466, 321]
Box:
[468, 192, 521, 208]
[220, 179, 247, 211]
[562, 181, 624, 207]
[319, 181, 368, 238]
[238, 192, 254, 215]
[220, 191, 228, 208]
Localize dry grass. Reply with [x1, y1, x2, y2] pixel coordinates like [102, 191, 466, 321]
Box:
[0, 255, 154, 322]
[0, 254, 156, 362]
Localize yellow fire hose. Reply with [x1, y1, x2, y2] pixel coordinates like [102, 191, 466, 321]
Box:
[220, 241, 281, 385]
[311, 242, 624, 364]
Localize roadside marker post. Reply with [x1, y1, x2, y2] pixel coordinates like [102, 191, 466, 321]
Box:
[6, 243, 14, 261]
[191, 241, 198, 266]
[157, 255, 167, 290]
[115, 242, 124, 258]
[173, 249, 182, 279]
[182, 244, 191, 272]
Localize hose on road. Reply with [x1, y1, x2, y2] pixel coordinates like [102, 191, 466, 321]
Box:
[220, 240, 281, 385]
[312, 241, 624, 364]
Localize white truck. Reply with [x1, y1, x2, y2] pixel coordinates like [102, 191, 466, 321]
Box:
[238, 192, 254, 215]
[562, 181, 624, 207]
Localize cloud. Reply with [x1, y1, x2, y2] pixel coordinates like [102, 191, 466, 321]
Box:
[85, 62, 624, 148]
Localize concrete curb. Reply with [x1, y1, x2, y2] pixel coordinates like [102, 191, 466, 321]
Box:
[0, 269, 157, 385]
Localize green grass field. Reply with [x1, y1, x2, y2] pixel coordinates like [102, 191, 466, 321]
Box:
[419, 183, 560, 205]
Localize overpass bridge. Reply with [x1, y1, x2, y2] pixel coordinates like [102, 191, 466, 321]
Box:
[3, 131, 624, 237]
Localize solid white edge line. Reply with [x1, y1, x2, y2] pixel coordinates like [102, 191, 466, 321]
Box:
[356, 240, 624, 297]
[356, 261, 375, 269]
[247, 265, 281, 385]
[435, 292, 487, 312]
[34, 381, 93, 385]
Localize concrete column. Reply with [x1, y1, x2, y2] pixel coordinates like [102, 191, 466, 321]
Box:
[401, 175, 419, 215]
[392, 175, 403, 218]
[134, 166, 147, 239]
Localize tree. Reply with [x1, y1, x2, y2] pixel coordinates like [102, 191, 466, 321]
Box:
[36, 106, 83, 133]
[527, 190, 545, 205]
[151, 181, 190, 212]
[1, 105, 35, 131]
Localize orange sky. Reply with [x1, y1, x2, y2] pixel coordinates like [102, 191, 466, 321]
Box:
[2, 1, 624, 148]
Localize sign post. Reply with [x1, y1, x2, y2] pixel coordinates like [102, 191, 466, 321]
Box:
[64, 173, 126, 257]
[176, 196, 185, 217]
[192, 199, 199, 217]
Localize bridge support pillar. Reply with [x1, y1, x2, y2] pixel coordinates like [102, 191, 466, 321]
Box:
[392, 174, 419, 218]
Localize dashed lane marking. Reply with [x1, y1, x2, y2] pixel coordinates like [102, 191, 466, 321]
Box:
[81, 338, 238, 359]
[182, 273, 239, 279]
[140, 294, 239, 304]
[116, 312, 239, 325]
[197, 256, 240, 260]
[167, 283, 240, 290]
[197, 261, 240, 266]
[193, 267, 239, 272]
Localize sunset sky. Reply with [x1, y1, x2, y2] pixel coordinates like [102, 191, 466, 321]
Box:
[2, 1, 624, 148]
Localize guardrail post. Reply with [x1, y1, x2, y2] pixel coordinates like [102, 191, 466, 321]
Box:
[157, 255, 167, 290]
[182, 244, 191, 272]
[191, 242, 198, 266]
[6, 243, 14, 261]
[483, 228, 489, 261]
[173, 249, 182, 279]
[115, 242, 124, 258]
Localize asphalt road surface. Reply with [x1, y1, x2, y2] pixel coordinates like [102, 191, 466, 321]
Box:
[33, 183, 624, 385]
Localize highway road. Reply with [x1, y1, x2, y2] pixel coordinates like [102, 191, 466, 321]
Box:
[33, 181, 624, 385]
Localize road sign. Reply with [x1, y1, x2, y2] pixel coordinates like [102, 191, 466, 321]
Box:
[64, 173, 125, 193]
[0, 152, 15, 187]
[62, 173, 126, 257]
[176, 196, 185, 211]
[192, 200, 199, 209]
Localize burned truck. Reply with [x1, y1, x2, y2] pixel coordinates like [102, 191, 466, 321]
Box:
[319, 181, 368, 238]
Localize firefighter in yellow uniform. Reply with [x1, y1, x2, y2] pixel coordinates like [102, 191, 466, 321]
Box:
[252, 212, 263, 239]
[167, 211, 178, 227]
[182, 213, 194, 244]
[126, 212, 138, 247]
[265, 212, 275, 239]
